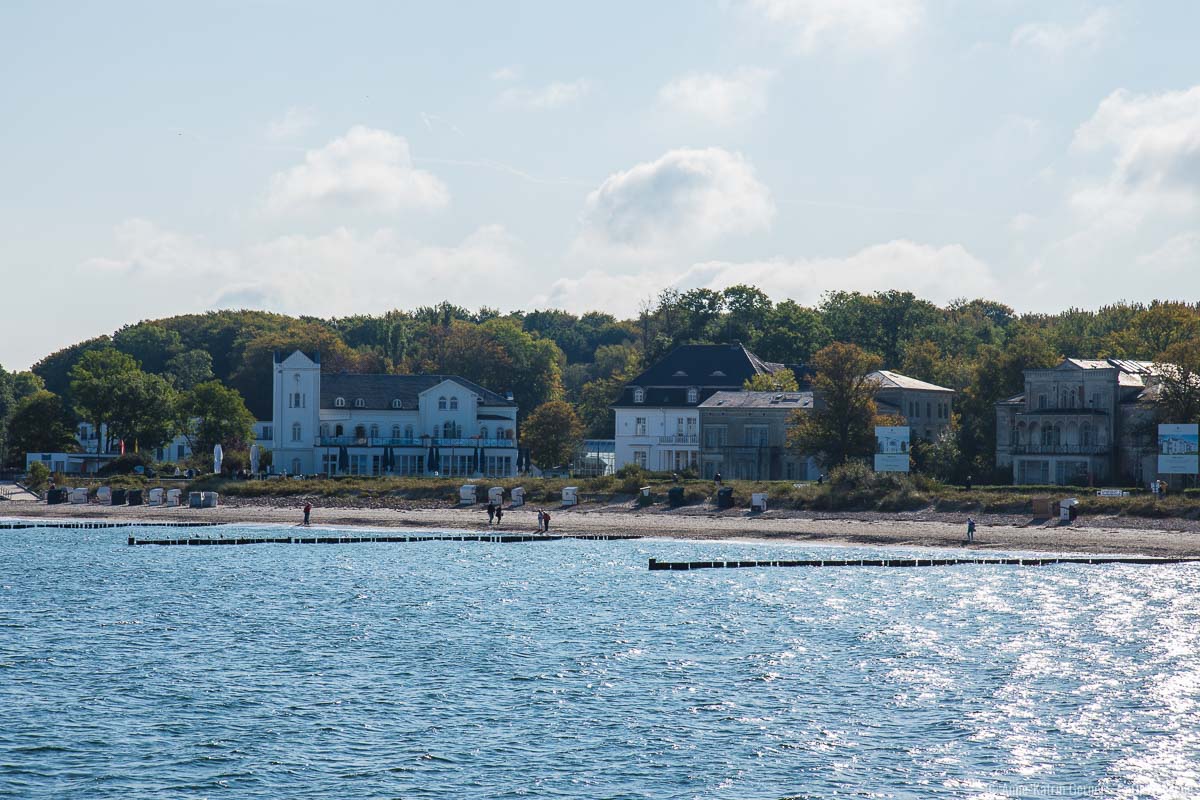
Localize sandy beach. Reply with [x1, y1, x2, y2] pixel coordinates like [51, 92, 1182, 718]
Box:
[7, 497, 1200, 557]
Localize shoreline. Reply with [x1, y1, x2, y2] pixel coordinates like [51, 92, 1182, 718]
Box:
[6, 501, 1200, 557]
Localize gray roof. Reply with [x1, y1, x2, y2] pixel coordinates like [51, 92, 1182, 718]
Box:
[869, 370, 955, 393]
[320, 373, 515, 411]
[699, 390, 813, 409]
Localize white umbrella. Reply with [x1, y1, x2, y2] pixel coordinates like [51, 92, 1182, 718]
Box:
[249, 444, 260, 474]
[213, 443, 224, 475]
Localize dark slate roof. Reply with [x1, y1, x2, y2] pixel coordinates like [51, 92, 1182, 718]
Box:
[699, 391, 813, 410]
[320, 373, 515, 410]
[612, 343, 787, 408]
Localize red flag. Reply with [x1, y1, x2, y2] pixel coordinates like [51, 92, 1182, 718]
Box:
[119, 440, 125, 455]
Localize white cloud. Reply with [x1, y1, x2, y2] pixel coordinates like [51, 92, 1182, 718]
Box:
[1069, 85, 1200, 223]
[1136, 232, 1200, 275]
[1008, 212, 1037, 234]
[745, 0, 923, 53]
[1011, 9, 1112, 56]
[575, 147, 774, 257]
[657, 67, 774, 124]
[84, 220, 524, 317]
[490, 65, 520, 81]
[265, 106, 317, 141]
[265, 126, 450, 215]
[497, 79, 590, 110]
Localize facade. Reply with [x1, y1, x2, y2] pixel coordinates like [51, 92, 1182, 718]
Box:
[612, 344, 790, 472]
[995, 358, 1159, 486]
[698, 391, 817, 481]
[869, 370, 955, 441]
[270, 350, 518, 477]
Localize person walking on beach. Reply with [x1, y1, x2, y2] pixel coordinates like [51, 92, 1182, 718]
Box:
[494, 505, 503, 526]
[486, 502, 496, 525]
[966, 516, 976, 543]
[303, 501, 312, 526]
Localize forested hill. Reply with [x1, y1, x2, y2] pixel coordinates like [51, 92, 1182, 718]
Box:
[12, 290, 1200, 476]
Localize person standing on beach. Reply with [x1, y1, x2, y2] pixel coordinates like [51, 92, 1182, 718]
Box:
[303, 501, 312, 526]
[714, 471, 722, 486]
[495, 505, 503, 526]
[536, 509, 544, 531]
[542, 510, 551, 532]
[486, 502, 496, 525]
[966, 516, 975, 543]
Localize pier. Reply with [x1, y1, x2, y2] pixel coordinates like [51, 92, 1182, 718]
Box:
[648, 556, 1199, 570]
[128, 533, 642, 546]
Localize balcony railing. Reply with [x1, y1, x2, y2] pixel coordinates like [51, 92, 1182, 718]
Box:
[658, 434, 699, 445]
[318, 437, 515, 448]
[1010, 443, 1109, 455]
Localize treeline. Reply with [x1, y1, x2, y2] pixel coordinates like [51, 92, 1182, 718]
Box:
[3, 289, 1200, 477]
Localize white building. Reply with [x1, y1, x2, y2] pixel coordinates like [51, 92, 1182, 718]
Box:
[270, 350, 519, 477]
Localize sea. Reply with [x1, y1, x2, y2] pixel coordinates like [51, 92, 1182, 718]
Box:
[1, 522, 1198, 799]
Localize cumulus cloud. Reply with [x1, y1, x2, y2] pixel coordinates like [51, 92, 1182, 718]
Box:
[265, 106, 317, 141]
[575, 147, 774, 257]
[1011, 9, 1111, 56]
[84, 220, 525, 317]
[265, 126, 450, 215]
[497, 79, 590, 109]
[745, 0, 923, 53]
[657, 67, 774, 124]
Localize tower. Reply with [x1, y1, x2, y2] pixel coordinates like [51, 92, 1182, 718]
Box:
[271, 350, 321, 475]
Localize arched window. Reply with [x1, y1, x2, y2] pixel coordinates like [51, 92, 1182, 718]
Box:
[633, 388, 645, 404]
[291, 422, 301, 442]
[334, 397, 345, 408]
[335, 424, 344, 437]
[404, 424, 414, 440]
[687, 388, 698, 404]
[391, 425, 401, 439]
[438, 396, 447, 410]
[354, 398, 365, 408]
[354, 425, 366, 440]
[449, 396, 458, 410]
[392, 399, 402, 409]
[480, 426, 489, 439]
[369, 424, 379, 439]
[443, 421, 454, 439]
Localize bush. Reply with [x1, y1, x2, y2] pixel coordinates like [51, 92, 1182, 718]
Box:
[97, 453, 156, 477]
[25, 461, 50, 491]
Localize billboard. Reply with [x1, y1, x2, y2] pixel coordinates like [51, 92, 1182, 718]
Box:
[874, 426, 910, 472]
[1158, 424, 1199, 475]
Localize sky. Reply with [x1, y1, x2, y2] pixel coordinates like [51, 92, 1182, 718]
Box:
[1, 0, 1198, 370]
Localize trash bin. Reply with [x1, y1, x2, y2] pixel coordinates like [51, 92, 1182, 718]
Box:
[667, 486, 685, 508]
[47, 488, 68, 505]
[716, 487, 734, 509]
[110, 488, 128, 506]
[511, 487, 525, 507]
[127, 489, 143, 506]
[751, 492, 768, 513]
[562, 486, 579, 507]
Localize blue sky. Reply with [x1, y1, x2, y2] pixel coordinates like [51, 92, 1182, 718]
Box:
[2, 0, 1198, 369]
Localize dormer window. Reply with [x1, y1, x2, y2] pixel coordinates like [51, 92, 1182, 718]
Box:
[633, 388, 645, 404]
[438, 396, 447, 410]
[392, 399, 402, 409]
[710, 370, 726, 377]
[449, 397, 458, 410]
[687, 388, 699, 404]
[334, 397, 346, 408]
[673, 370, 688, 377]
[354, 398, 365, 408]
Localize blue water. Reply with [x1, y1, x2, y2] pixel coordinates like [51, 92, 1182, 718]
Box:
[2, 524, 1199, 799]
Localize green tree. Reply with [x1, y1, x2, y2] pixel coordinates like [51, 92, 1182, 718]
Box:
[25, 460, 50, 491]
[522, 400, 584, 470]
[108, 372, 179, 452]
[756, 301, 830, 364]
[6, 390, 78, 463]
[744, 368, 800, 392]
[787, 343, 883, 467]
[112, 323, 185, 375]
[70, 348, 141, 453]
[165, 349, 215, 390]
[1153, 340, 1200, 425]
[179, 381, 257, 455]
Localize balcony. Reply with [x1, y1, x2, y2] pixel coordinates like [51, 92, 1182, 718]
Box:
[1010, 443, 1109, 455]
[658, 434, 699, 445]
[318, 437, 515, 448]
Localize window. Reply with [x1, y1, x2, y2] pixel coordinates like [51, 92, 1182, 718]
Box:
[443, 421, 454, 439]
[926, 401, 932, 418]
[449, 397, 458, 410]
[404, 424, 414, 440]
[480, 426, 489, 439]
[392, 425, 401, 439]
[687, 388, 698, 404]
[1081, 423, 1092, 446]
[704, 425, 728, 448]
[261, 426, 272, 440]
[177, 444, 185, 459]
[335, 424, 344, 436]
[633, 450, 648, 468]
[676, 417, 685, 436]
[335, 397, 345, 408]
[1038, 394, 1047, 410]
[635, 417, 647, 436]
[392, 399, 402, 409]
[291, 422, 301, 442]
[369, 424, 379, 440]
[355, 398, 366, 408]
[320, 423, 330, 438]
[744, 425, 769, 447]
[438, 396, 448, 410]
[633, 388, 645, 404]
[354, 425, 366, 440]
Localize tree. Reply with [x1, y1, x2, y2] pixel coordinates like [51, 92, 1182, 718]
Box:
[107, 372, 179, 452]
[1153, 340, 1200, 425]
[6, 391, 78, 463]
[165, 349, 214, 390]
[522, 400, 584, 470]
[70, 348, 141, 453]
[178, 381, 257, 455]
[744, 368, 800, 392]
[787, 343, 883, 467]
[112, 323, 184, 375]
[756, 301, 830, 365]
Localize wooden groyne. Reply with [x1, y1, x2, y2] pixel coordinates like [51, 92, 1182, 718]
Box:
[1, 520, 221, 530]
[128, 533, 642, 546]
[648, 555, 1199, 571]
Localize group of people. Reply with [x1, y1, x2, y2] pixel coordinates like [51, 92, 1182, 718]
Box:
[485, 502, 505, 525]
